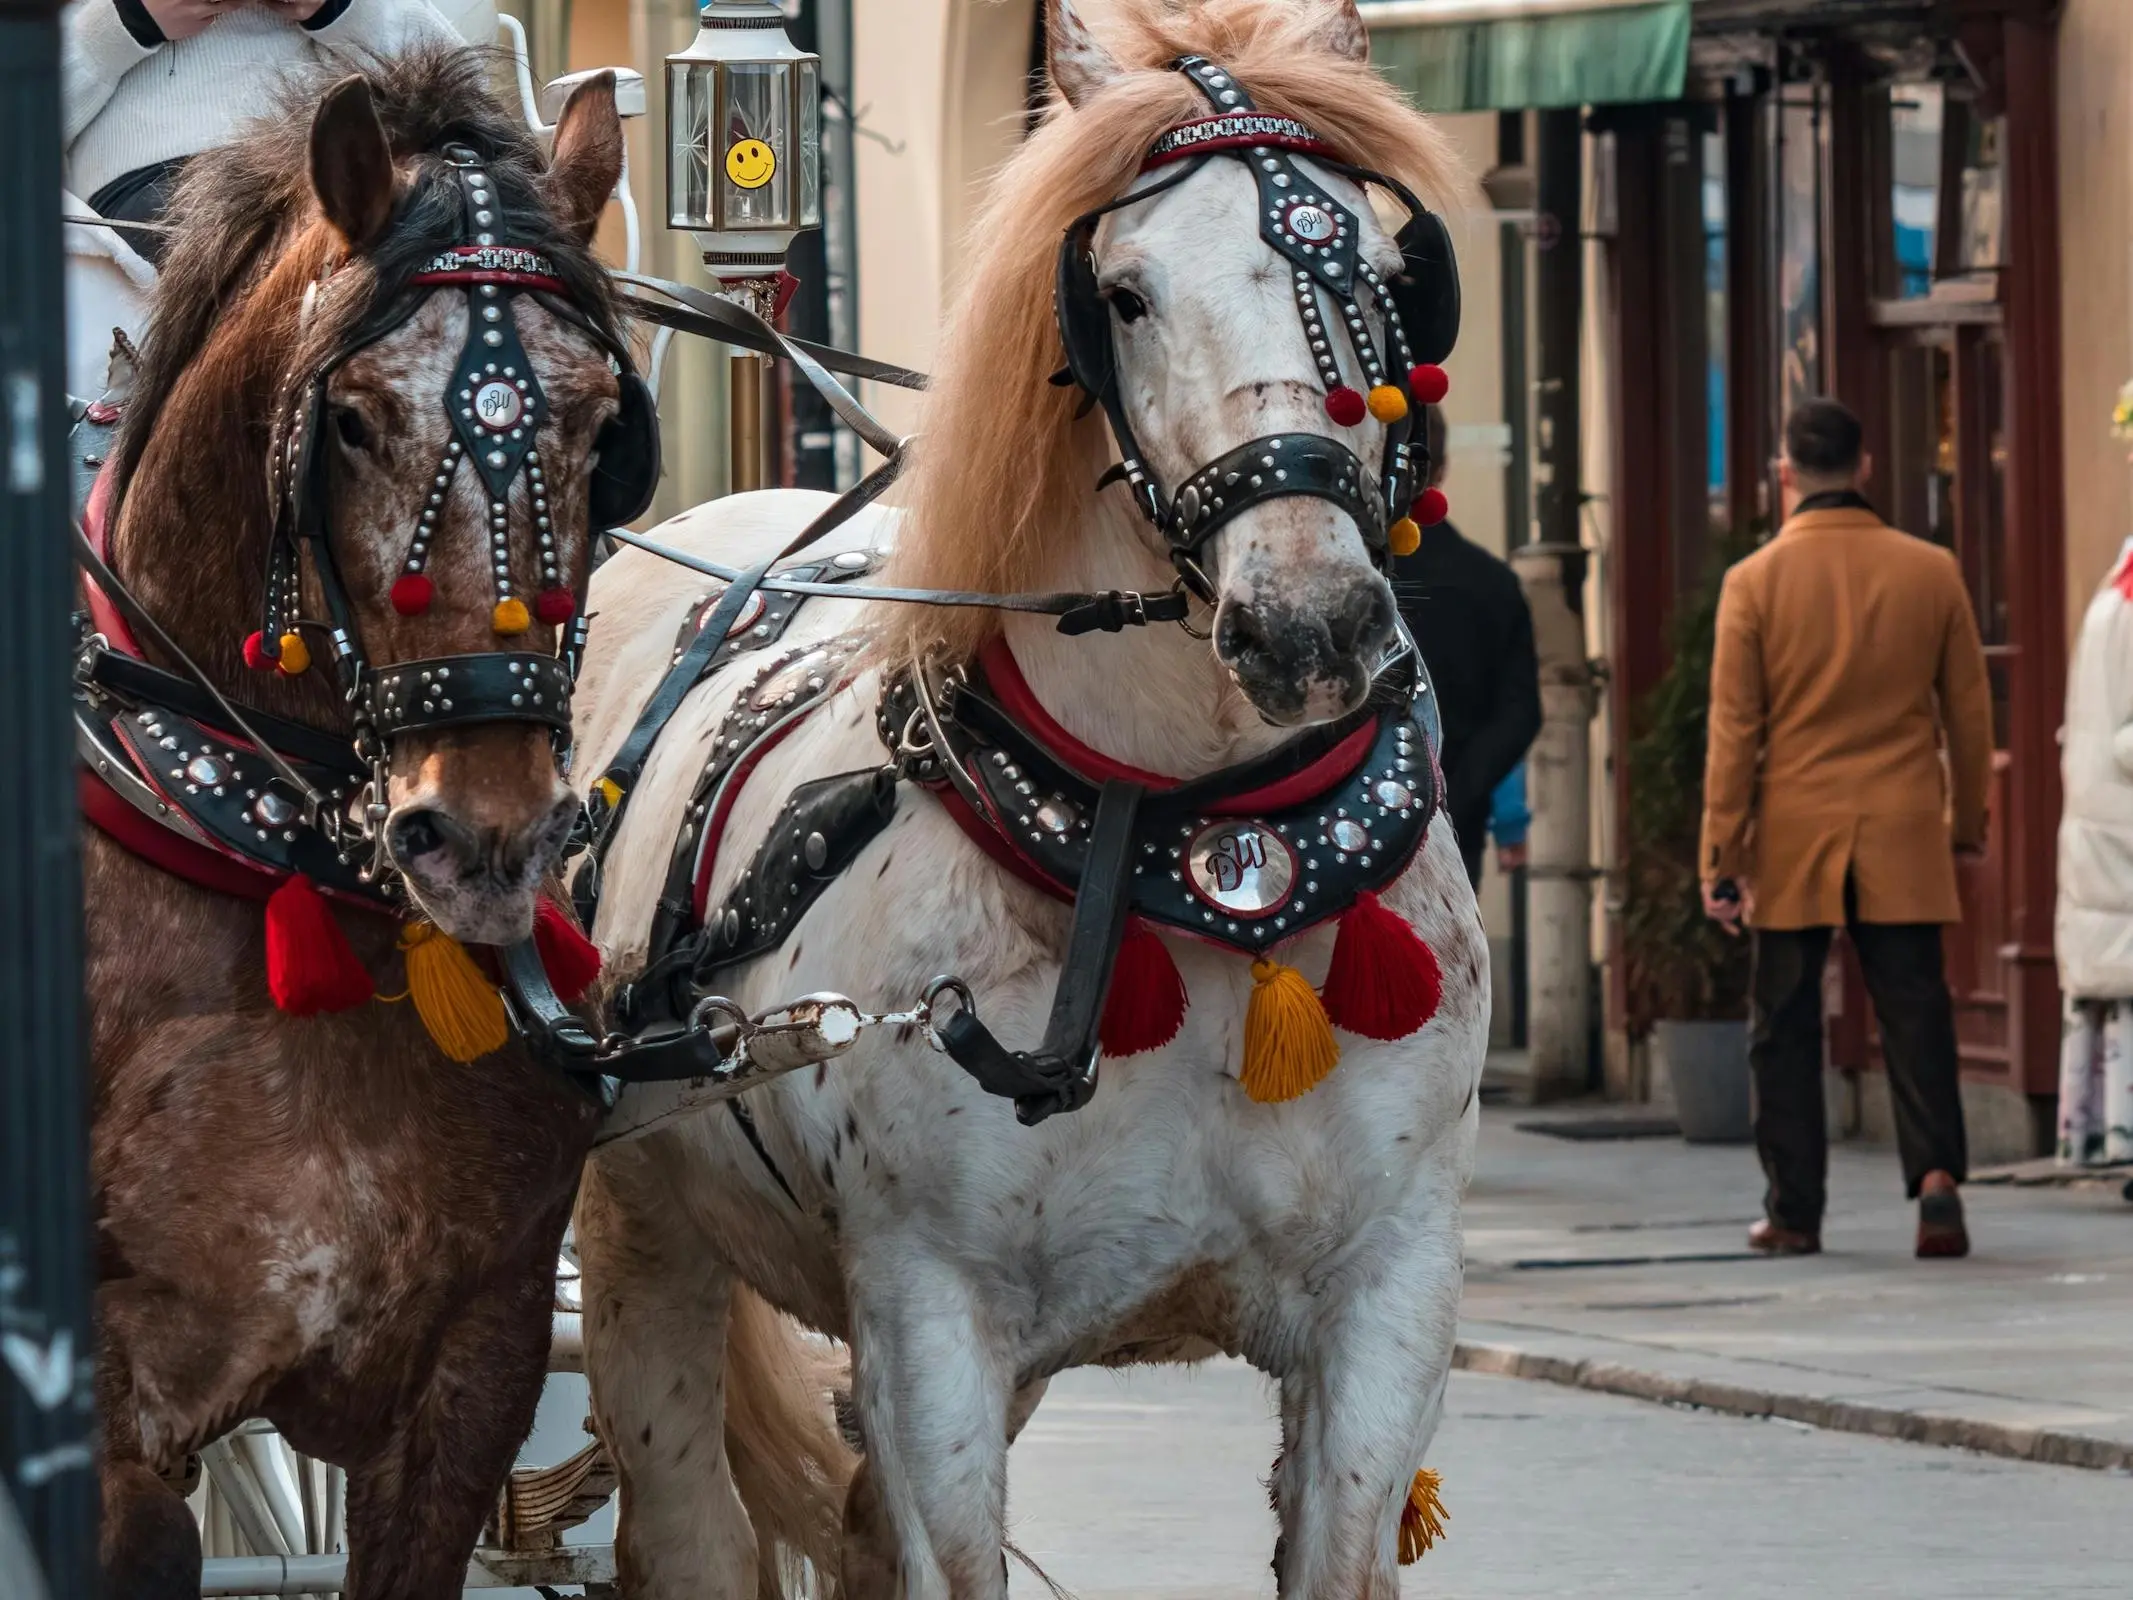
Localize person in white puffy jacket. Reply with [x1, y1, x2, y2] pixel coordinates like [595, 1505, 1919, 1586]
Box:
[65, 0, 462, 249]
[2055, 537, 2133, 1165]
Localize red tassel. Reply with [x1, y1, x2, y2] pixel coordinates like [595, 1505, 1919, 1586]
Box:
[1319, 890, 1441, 1040]
[264, 874, 375, 1016]
[1099, 918, 1187, 1057]
[533, 898, 602, 1004]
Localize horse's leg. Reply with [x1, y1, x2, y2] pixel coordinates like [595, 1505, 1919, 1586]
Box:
[846, 1255, 1012, 1599]
[97, 1335, 198, 1600]
[576, 1149, 759, 1600]
[841, 1373, 1045, 1599]
[97, 1274, 286, 1597]
[1270, 1217, 1464, 1599]
[337, 1264, 559, 1600]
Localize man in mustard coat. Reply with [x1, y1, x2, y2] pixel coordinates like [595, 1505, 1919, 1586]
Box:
[1700, 400, 1994, 1258]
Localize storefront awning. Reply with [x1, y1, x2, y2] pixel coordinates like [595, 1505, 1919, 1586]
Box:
[1363, 0, 1691, 113]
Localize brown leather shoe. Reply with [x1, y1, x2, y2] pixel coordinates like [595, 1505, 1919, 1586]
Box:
[1748, 1218, 1821, 1255]
[1916, 1172, 1970, 1258]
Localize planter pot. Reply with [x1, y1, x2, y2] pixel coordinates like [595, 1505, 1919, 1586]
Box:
[1654, 1019, 1752, 1144]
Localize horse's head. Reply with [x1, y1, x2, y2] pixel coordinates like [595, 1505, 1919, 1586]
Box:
[285, 71, 643, 944]
[1047, 0, 1456, 728]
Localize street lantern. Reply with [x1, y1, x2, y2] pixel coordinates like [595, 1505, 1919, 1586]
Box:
[666, 0, 822, 281]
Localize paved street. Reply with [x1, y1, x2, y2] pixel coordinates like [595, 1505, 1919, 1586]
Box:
[1003, 1107, 2133, 1597]
[1005, 1364, 2125, 1599]
[1460, 1106, 2133, 1464]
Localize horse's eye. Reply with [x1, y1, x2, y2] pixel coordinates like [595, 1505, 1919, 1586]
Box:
[332, 407, 370, 452]
[1107, 287, 1148, 325]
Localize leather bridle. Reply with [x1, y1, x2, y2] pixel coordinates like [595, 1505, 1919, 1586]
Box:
[251, 142, 659, 884]
[1052, 54, 1461, 602]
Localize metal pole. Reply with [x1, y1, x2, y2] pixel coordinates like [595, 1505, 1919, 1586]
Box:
[729, 348, 767, 492]
[0, 0, 98, 1592]
[1522, 107, 1594, 1100]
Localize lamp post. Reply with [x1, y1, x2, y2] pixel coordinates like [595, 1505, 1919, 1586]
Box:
[666, 0, 822, 493]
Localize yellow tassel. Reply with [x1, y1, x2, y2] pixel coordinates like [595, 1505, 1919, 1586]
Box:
[275, 631, 311, 675]
[399, 922, 510, 1062]
[1367, 383, 1409, 423]
[491, 597, 532, 635]
[1387, 516, 1421, 557]
[1239, 958, 1339, 1103]
[1398, 1468, 1447, 1564]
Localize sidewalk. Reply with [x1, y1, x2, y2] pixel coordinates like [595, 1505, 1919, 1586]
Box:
[1457, 1105, 2133, 1470]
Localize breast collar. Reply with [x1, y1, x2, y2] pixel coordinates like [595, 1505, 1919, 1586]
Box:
[877, 640, 1442, 954]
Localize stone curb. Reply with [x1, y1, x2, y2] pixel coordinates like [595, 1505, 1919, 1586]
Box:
[1452, 1339, 2133, 1473]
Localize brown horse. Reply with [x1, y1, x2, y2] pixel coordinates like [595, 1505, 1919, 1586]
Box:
[84, 48, 629, 1598]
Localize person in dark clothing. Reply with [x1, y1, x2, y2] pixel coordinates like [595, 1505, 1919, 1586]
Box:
[1390, 407, 1543, 889]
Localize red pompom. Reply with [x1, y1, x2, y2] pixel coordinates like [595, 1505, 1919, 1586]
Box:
[1099, 918, 1188, 1058]
[1324, 385, 1367, 427]
[532, 898, 602, 1004]
[264, 874, 375, 1016]
[390, 574, 434, 616]
[242, 631, 277, 671]
[1319, 890, 1441, 1041]
[1407, 364, 1450, 405]
[1413, 487, 1450, 526]
[535, 587, 577, 626]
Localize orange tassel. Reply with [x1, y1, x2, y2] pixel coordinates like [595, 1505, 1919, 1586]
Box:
[399, 923, 510, 1062]
[1398, 1468, 1447, 1563]
[1099, 919, 1187, 1057]
[1239, 957, 1339, 1102]
[264, 874, 374, 1015]
[533, 898, 602, 1004]
[1319, 891, 1441, 1040]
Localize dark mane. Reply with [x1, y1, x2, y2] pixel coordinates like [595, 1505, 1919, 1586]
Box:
[110, 43, 618, 503]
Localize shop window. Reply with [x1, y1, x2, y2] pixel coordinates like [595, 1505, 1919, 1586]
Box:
[1775, 86, 1823, 423]
[1889, 83, 1940, 299]
[1703, 129, 1727, 523]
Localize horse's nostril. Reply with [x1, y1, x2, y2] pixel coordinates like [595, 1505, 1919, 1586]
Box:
[1329, 581, 1394, 658]
[1217, 601, 1271, 660]
[387, 808, 466, 870]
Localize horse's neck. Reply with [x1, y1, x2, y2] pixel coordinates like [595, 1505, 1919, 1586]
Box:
[997, 492, 1292, 778]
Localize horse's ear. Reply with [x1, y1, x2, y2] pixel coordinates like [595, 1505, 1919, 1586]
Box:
[1046, 0, 1120, 110]
[310, 76, 396, 250]
[1317, 0, 1371, 63]
[544, 70, 624, 243]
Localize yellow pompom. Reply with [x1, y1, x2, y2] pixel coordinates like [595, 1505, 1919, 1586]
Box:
[491, 597, 532, 635]
[1388, 517, 1421, 558]
[399, 921, 510, 1062]
[275, 631, 312, 676]
[1239, 958, 1339, 1103]
[1398, 1468, 1447, 1564]
[1367, 383, 1408, 423]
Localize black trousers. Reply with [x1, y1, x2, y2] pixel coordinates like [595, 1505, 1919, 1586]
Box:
[1749, 883, 1969, 1233]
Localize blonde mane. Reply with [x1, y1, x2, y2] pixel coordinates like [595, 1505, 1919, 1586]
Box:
[875, 0, 1460, 667]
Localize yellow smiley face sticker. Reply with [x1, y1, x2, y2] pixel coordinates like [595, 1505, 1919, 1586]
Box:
[725, 138, 776, 190]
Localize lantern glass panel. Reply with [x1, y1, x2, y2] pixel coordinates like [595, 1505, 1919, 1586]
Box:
[668, 63, 715, 228]
[722, 61, 792, 230]
[797, 58, 822, 228]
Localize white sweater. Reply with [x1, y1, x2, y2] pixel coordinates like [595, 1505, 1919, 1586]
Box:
[63, 0, 461, 204]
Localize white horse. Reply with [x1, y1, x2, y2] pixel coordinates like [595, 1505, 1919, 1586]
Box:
[571, 2, 1483, 1593]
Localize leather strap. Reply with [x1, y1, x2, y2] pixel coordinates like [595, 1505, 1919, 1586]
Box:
[605, 527, 1193, 632]
[934, 778, 1144, 1125]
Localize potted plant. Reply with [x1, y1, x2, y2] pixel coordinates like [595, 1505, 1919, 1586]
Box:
[1621, 531, 1757, 1142]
